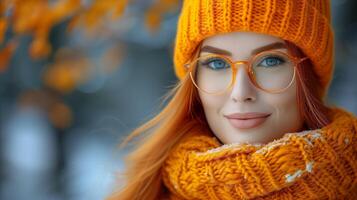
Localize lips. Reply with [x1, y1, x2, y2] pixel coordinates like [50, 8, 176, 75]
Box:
[224, 112, 271, 129]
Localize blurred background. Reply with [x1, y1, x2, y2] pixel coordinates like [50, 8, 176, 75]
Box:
[0, 0, 356, 200]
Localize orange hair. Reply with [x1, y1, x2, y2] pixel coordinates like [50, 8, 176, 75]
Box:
[285, 40, 331, 129]
[106, 40, 331, 200]
[105, 68, 207, 200]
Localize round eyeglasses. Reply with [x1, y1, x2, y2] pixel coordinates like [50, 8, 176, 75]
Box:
[185, 50, 308, 95]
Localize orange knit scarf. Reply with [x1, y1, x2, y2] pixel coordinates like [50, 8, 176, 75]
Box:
[162, 107, 357, 199]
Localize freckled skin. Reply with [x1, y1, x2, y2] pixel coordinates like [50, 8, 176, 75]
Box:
[198, 31, 304, 145]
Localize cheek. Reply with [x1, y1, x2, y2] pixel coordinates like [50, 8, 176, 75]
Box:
[198, 92, 226, 120]
[268, 88, 297, 108]
[264, 81, 302, 128]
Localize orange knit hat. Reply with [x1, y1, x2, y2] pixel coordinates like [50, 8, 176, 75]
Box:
[173, 0, 335, 97]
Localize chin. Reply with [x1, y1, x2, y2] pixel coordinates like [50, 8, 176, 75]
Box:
[223, 128, 270, 145]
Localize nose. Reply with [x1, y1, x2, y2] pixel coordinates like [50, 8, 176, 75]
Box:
[229, 64, 257, 103]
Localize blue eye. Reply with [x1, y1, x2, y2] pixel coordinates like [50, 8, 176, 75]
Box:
[201, 58, 230, 70]
[258, 56, 285, 67]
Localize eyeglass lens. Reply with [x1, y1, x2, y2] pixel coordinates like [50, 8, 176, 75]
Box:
[193, 51, 295, 93]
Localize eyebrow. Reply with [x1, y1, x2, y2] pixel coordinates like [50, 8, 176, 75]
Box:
[200, 42, 287, 56]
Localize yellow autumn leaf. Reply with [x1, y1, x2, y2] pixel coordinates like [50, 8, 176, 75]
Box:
[48, 102, 73, 129]
[112, 0, 129, 19]
[12, 0, 48, 34]
[29, 37, 51, 59]
[145, 7, 161, 32]
[43, 63, 76, 93]
[50, 0, 81, 23]
[0, 40, 17, 72]
[0, 18, 7, 43]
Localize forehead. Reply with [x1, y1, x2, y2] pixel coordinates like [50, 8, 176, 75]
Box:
[200, 31, 286, 57]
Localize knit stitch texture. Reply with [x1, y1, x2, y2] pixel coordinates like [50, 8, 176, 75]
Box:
[162, 107, 357, 199]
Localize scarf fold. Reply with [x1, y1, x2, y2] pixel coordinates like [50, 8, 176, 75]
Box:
[161, 107, 357, 200]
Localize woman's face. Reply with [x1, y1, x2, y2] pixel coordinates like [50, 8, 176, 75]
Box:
[197, 31, 304, 145]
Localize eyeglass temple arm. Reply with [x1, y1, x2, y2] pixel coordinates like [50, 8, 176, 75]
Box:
[298, 57, 309, 63]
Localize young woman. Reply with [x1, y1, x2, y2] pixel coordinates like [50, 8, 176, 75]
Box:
[107, 0, 357, 199]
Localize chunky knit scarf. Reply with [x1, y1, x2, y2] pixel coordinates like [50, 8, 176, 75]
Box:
[162, 107, 357, 200]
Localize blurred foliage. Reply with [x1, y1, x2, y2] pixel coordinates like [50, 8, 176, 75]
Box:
[0, 0, 179, 129]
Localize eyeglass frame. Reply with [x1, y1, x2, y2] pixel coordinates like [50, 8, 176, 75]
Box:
[184, 49, 309, 95]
